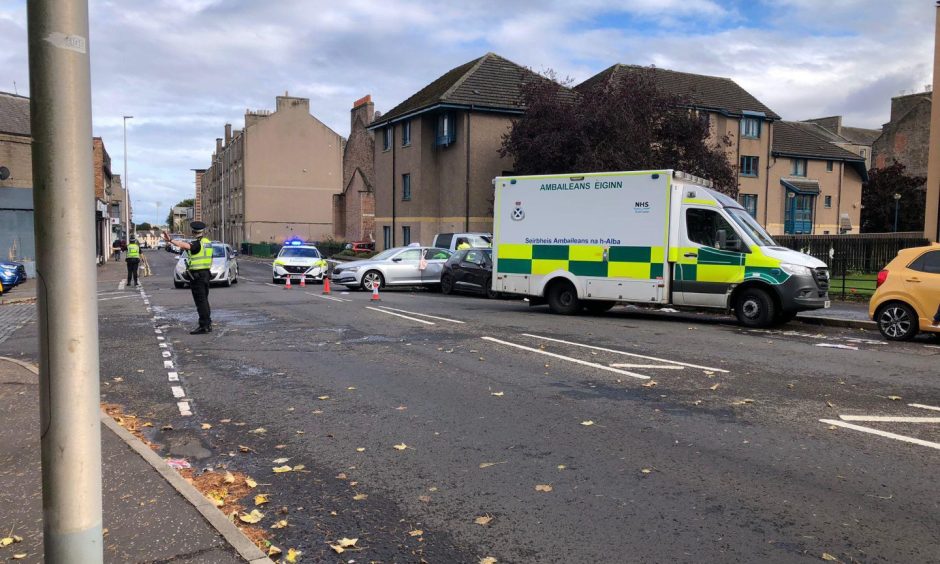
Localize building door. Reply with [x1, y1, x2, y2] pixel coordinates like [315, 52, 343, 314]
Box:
[784, 194, 815, 234]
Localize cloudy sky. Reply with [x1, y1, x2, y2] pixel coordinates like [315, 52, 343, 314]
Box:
[0, 0, 934, 225]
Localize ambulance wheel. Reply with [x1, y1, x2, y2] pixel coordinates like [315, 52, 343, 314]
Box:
[547, 280, 581, 315]
[584, 301, 615, 314]
[734, 287, 775, 328]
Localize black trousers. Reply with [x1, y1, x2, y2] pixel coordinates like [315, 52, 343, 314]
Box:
[189, 269, 212, 328]
[126, 258, 140, 285]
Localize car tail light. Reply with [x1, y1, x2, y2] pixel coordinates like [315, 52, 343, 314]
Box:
[876, 269, 889, 288]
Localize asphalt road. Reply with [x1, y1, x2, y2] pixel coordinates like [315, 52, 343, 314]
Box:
[24, 250, 940, 563]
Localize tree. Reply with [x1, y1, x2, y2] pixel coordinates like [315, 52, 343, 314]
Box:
[500, 67, 737, 196]
[136, 222, 153, 231]
[166, 199, 195, 231]
[860, 163, 925, 233]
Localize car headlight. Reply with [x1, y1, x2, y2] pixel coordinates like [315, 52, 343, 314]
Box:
[779, 263, 812, 277]
[343, 267, 358, 273]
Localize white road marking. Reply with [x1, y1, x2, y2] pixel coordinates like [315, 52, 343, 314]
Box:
[366, 306, 435, 325]
[117, 280, 126, 290]
[305, 292, 346, 303]
[168, 372, 179, 382]
[154, 329, 162, 334]
[161, 351, 171, 358]
[376, 306, 465, 324]
[177, 401, 192, 416]
[481, 336, 650, 380]
[265, 283, 279, 287]
[521, 333, 729, 373]
[820, 419, 940, 451]
[97, 291, 126, 297]
[159, 343, 167, 348]
[609, 364, 684, 370]
[157, 336, 165, 341]
[98, 295, 135, 301]
[171, 386, 186, 398]
[164, 360, 174, 369]
[838, 415, 940, 423]
[909, 403, 940, 412]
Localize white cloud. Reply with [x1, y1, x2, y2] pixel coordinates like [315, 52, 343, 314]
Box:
[0, 0, 934, 224]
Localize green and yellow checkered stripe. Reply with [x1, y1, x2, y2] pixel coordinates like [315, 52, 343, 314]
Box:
[676, 246, 788, 285]
[497, 244, 665, 279]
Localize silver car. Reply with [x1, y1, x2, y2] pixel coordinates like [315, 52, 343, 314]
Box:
[174, 242, 239, 288]
[331, 246, 452, 290]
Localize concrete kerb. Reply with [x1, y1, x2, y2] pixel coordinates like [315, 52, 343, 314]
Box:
[1, 357, 268, 564]
[795, 315, 876, 330]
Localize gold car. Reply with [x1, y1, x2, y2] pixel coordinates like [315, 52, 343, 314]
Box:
[869, 243, 940, 341]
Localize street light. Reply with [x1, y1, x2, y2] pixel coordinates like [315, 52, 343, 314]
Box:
[123, 115, 133, 246]
[894, 193, 902, 232]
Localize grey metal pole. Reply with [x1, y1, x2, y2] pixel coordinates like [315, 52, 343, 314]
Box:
[123, 115, 132, 244]
[27, 0, 103, 562]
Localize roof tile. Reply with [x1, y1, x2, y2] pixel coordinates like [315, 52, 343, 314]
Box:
[0, 91, 31, 136]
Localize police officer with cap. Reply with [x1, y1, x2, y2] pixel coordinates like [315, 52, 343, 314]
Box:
[163, 221, 214, 334]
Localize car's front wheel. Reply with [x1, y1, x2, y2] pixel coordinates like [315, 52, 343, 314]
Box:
[483, 277, 498, 299]
[876, 302, 919, 341]
[361, 270, 384, 291]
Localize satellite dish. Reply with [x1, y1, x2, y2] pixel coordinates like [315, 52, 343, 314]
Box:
[0, 166, 10, 181]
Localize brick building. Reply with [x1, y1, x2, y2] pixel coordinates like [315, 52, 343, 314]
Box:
[802, 116, 880, 170]
[193, 168, 205, 222]
[872, 91, 931, 179]
[333, 95, 376, 243]
[0, 91, 34, 268]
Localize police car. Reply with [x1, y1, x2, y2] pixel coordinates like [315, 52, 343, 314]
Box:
[272, 240, 328, 284]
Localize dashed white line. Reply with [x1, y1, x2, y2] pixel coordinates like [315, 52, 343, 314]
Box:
[521, 333, 729, 373]
[910, 403, 940, 412]
[820, 419, 940, 451]
[481, 336, 650, 380]
[177, 401, 192, 416]
[366, 306, 435, 325]
[305, 292, 347, 302]
[159, 343, 168, 348]
[157, 336, 165, 341]
[609, 364, 684, 370]
[154, 329, 162, 334]
[838, 415, 940, 423]
[171, 386, 186, 398]
[117, 280, 126, 290]
[168, 372, 179, 382]
[161, 351, 171, 358]
[164, 360, 174, 369]
[98, 295, 135, 301]
[376, 306, 465, 324]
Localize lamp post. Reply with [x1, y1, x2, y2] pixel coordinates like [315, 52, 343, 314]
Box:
[893, 193, 902, 232]
[123, 115, 133, 245]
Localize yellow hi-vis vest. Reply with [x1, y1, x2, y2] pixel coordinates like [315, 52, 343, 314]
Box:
[187, 238, 213, 271]
[127, 243, 140, 258]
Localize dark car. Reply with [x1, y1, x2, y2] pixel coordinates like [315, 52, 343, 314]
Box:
[440, 248, 497, 298]
[0, 261, 27, 291]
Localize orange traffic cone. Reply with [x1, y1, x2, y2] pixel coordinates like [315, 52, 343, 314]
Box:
[370, 283, 381, 302]
[322, 276, 331, 295]
[284, 276, 292, 289]
[300, 276, 306, 287]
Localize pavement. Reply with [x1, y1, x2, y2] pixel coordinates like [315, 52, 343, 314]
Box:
[0, 251, 935, 563]
[0, 257, 265, 564]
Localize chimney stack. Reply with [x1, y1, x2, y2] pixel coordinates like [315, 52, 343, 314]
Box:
[224, 123, 232, 145]
[216, 138, 222, 155]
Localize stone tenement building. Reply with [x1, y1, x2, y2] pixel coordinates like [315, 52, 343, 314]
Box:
[802, 116, 880, 170]
[200, 94, 344, 246]
[872, 91, 931, 180]
[333, 95, 376, 243]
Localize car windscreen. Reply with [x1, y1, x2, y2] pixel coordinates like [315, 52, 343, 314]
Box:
[278, 247, 320, 258]
[468, 235, 492, 248]
[727, 208, 776, 247]
[211, 245, 227, 257]
[371, 248, 399, 261]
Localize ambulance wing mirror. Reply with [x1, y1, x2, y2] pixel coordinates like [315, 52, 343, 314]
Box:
[718, 229, 742, 252]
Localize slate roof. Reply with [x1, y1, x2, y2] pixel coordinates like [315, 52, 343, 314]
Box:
[0, 91, 31, 136]
[772, 121, 865, 161]
[576, 64, 780, 120]
[838, 125, 881, 146]
[372, 53, 563, 126]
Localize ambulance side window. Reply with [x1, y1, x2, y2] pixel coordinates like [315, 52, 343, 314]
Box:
[686, 208, 742, 251]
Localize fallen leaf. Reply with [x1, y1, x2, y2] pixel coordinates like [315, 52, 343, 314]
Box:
[292, 464, 305, 471]
[474, 515, 493, 526]
[409, 529, 424, 537]
[238, 445, 255, 453]
[223, 471, 235, 484]
[703, 370, 714, 375]
[826, 401, 834, 408]
[12, 554, 27, 560]
[330, 538, 359, 553]
[1, 537, 15, 547]
[286, 548, 302, 562]
[709, 383, 719, 390]
[255, 494, 270, 506]
[248, 427, 267, 434]
[317, 395, 330, 400]
[272, 465, 293, 473]
[201, 423, 212, 430]
[141, 422, 153, 427]
[821, 553, 839, 562]
[428, 486, 438, 492]
[828, 425, 838, 430]
[393, 443, 408, 450]
[161, 424, 174, 431]
[480, 557, 498, 564]
[113, 377, 123, 382]
[274, 444, 287, 449]
[642, 381, 657, 388]
[641, 468, 652, 474]
[534, 484, 553, 492]
[353, 493, 368, 500]
[220, 418, 232, 423]
[490, 391, 504, 396]
[557, 464, 566, 470]
[271, 519, 288, 529]
[336, 472, 348, 480]
[887, 395, 902, 401]
[418, 495, 431, 503]
[272, 457, 290, 464]
[245, 477, 257, 488]
[267, 545, 282, 557]
[479, 461, 506, 468]
[732, 399, 755, 406]
[580, 420, 595, 426]
[239, 509, 264, 523]
[395, 405, 407, 411]
[356, 447, 365, 452]
[347, 386, 357, 390]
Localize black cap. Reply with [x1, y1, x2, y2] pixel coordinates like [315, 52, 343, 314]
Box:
[190, 221, 206, 232]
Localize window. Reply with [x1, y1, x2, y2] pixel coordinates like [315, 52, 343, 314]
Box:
[826, 160, 833, 172]
[860, 148, 867, 158]
[402, 226, 411, 246]
[425, 248, 451, 261]
[685, 208, 743, 251]
[824, 195, 832, 208]
[402, 120, 411, 146]
[791, 158, 807, 177]
[402, 173, 411, 201]
[435, 112, 455, 146]
[910, 251, 940, 274]
[740, 117, 761, 139]
[383, 127, 392, 151]
[383, 226, 391, 249]
[738, 194, 758, 218]
[739, 156, 759, 177]
[463, 250, 483, 265]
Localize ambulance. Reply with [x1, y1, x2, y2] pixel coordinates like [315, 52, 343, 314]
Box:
[492, 170, 830, 327]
